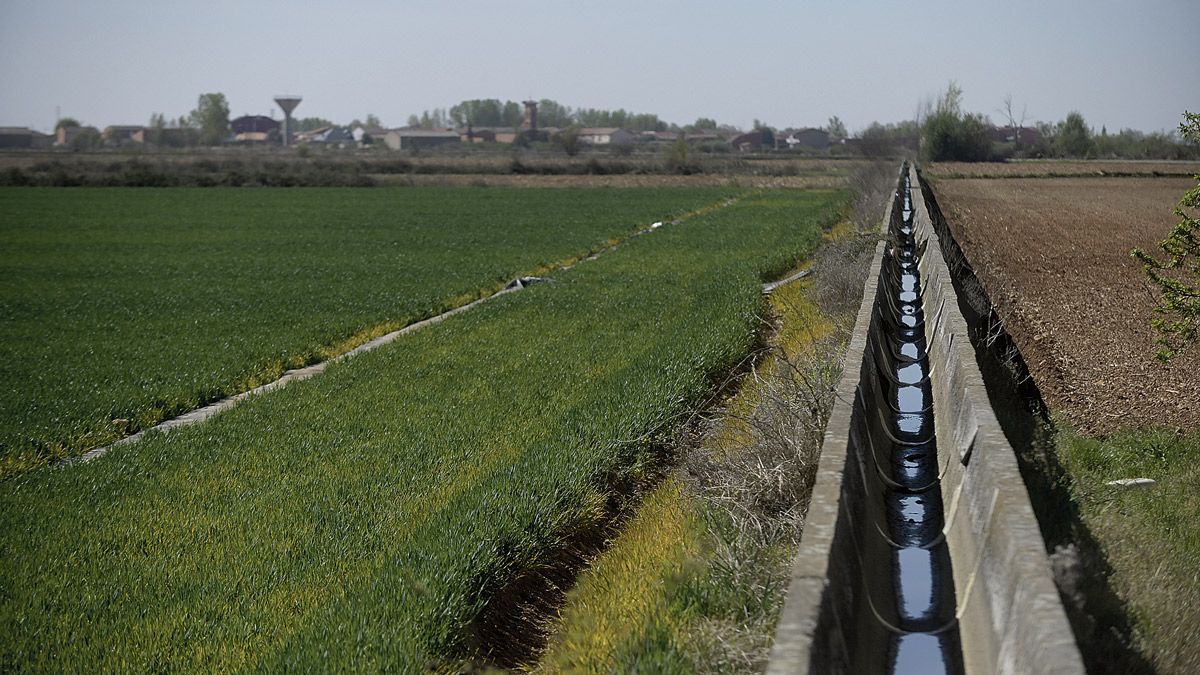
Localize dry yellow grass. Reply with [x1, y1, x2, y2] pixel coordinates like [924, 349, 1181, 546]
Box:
[532, 479, 700, 674]
[530, 242, 841, 672]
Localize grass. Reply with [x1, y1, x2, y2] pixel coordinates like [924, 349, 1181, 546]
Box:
[527, 223, 877, 673]
[0, 189, 846, 671]
[1055, 425, 1200, 674]
[0, 186, 730, 476]
[533, 479, 702, 674]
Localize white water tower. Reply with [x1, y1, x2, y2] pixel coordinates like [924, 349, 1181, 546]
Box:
[274, 96, 302, 146]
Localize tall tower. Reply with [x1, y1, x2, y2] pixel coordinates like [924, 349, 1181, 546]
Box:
[273, 96, 302, 146]
[521, 100, 538, 132]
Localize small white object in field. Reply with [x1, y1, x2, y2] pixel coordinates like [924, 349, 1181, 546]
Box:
[1105, 478, 1157, 489]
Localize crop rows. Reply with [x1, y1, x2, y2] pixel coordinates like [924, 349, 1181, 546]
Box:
[0, 189, 844, 670]
[0, 187, 729, 475]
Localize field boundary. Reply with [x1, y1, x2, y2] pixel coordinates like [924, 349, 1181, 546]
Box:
[66, 195, 745, 468]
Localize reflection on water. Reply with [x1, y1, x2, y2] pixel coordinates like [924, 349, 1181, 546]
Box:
[878, 174, 962, 674]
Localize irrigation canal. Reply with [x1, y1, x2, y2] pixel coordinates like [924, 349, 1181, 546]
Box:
[767, 163, 1083, 674]
[870, 172, 963, 672]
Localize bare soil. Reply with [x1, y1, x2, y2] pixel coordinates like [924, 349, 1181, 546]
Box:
[927, 160, 1200, 180]
[934, 176, 1200, 435]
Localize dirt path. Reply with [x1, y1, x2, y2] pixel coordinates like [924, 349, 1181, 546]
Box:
[934, 176, 1199, 435]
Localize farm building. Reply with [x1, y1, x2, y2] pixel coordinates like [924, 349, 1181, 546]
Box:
[462, 127, 518, 143]
[0, 127, 54, 149]
[296, 126, 356, 147]
[352, 126, 390, 145]
[231, 115, 280, 144]
[55, 125, 100, 146]
[130, 127, 191, 146]
[460, 127, 498, 143]
[577, 128, 636, 145]
[102, 126, 144, 146]
[383, 129, 461, 150]
[730, 130, 766, 152]
[641, 130, 679, 143]
[683, 130, 724, 144]
[784, 128, 831, 150]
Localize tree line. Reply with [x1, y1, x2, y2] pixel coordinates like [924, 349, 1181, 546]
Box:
[51, 88, 1200, 162]
[916, 82, 1200, 162]
[402, 98, 673, 132]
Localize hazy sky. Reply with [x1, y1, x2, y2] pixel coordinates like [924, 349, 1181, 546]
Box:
[2, 0, 1196, 134]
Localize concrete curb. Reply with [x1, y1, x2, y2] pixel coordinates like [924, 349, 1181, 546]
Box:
[909, 165, 1081, 674]
[765, 171, 894, 673]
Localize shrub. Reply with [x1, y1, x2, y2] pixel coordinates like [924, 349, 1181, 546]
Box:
[921, 82, 994, 162]
[1132, 111, 1200, 360]
[1055, 111, 1094, 158]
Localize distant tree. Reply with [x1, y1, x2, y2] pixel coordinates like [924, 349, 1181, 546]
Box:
[576, 107, 609, 127]
[1132, 111, 1200, 360]
[450, 100, 504, 127]
[663, 135, 695, 173]
[68, 127, 101, 150]
[826, 115, 847, 139]
[922, 81, 993, 162]
[629, 113, 667, 132]
[574, 107, 664, 132]
[1055, 111, 1093, 157]
[348, 116, 383, 130]
[296, 117, 333, 132]
[555, 125, 582, 156]
[146, 112, 167, 145]
[997, 94, 1028, 146]
[859, 122, 892, 157]
[502, 100, 523, 127]
[690, 117, 717, 130]
[414, 108, 449, 129]
[189, 92, 231, 145]
[537, 99, 574, 127]
[55, 117, 81, 130]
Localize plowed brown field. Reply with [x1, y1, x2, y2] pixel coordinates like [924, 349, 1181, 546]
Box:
[927, 160, 1200, 179]
[934, 177, 1199, 435]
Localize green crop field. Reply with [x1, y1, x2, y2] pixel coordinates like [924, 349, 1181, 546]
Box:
[0, 188, 844, 671]
[0, 187, 729, 476]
